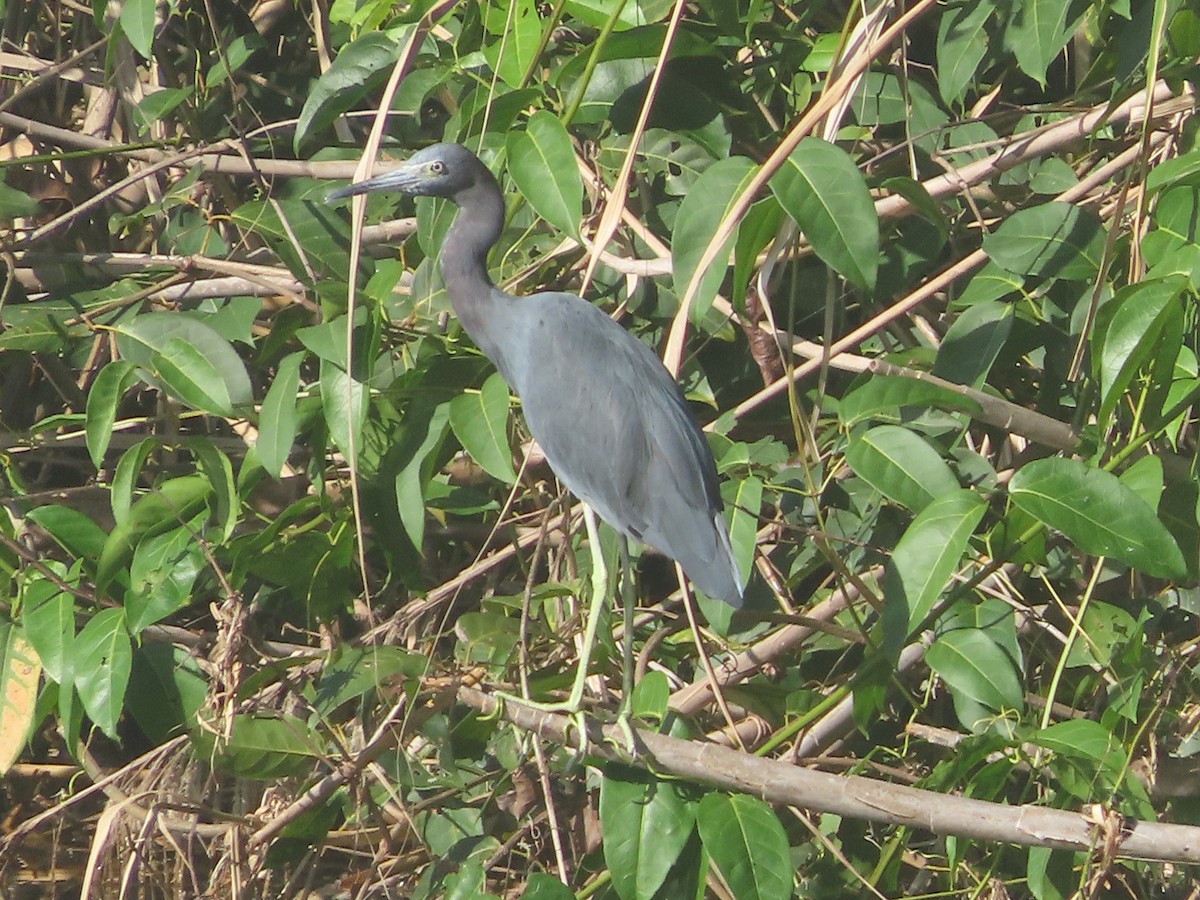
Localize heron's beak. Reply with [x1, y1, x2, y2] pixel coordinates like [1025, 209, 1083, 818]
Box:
[326, 160, 424, 202]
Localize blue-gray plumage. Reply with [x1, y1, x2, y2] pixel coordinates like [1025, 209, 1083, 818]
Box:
[329, 143, 743, 608]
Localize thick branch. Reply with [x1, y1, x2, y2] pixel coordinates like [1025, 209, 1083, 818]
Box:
[461, 688, 1200, 865]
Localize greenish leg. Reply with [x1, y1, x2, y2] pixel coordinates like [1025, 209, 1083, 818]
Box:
[498, 504, 610, 755]
[614, 535, 637, 753]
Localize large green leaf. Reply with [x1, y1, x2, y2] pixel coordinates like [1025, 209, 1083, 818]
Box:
[320, 356, 368, 463]
[1096, 278, 1187, 426]
[882, 489, 987, 654]
[196, 712, 324, 779]
[126, 524, 206, 634]
[982, 202, 1105, 281]
[507, 111, 584, 240]
[846, 425, 960, 514]
[73, 608, 132, 740]
[769, 137, 878, 291]
[696, 793, 792, 900]
[294, 31, 402, 152]
[448, 373, 516, 484]
[24, 506, 107, 563]
[152, 337, 234, 415]
[932, 300, 1013, 389]
[118, 0, 156, 58]
[126, 644, 207, 744]
[1002, 0, 1088, 87]
[1008, 457, 1186, 579]
[673, 155, 757, 318]
[258, 352, 304, 479]
[481, 0, 542, 88]
[839, 375, 982, 426]
[600, 767, 697, 900]
[85, 360, 138, 468]
[116, 315, 252, 415]
[394, 402, 453, 552]
[21, 576, 74, 684]
[927, 629, 1024, 716]
[97, 475, 214, 594]
[936, 0, 993, 105]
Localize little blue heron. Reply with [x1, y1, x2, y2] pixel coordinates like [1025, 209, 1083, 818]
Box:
[330, 143, 743, 724]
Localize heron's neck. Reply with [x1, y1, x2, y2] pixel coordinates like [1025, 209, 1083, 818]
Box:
[439, 178, 505, 329]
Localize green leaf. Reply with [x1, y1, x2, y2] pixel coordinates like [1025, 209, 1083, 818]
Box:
[111, 438, 158, 526]
[982, 202, 1105, 281]
[394, 403, 452, 552]
[0, 180, 39, 220]
[1008, 457, 1186, 579]
[258, 352, 304, 479]
[507, 112, 583, 240]
[320, 356, 368, 463]
[133, 88, 191, 131]
[294, 32, 403, 152]
[188, 439, 237, 542]
[846, 425, 960, 514]
[196, 713, 324, 779]
[954, 260, 1025, 306]
[126, 524, 206, 634]
[696, 793, 793, 900]
[732, 197, 785, 307]
[86, 360, 138, 468]
[205, 32, 263, 88]
[127, 644, 207, 744]
[724, 474, 762, 601]
[151, 337, 235, 416]
[883, 490, 987, 653]
[116, 315, 252, 413]
[481, 0, 541, 88]
[1096, 278, 1187, 426]
[232, 199, 352, 283]
[312, 646, 425, 716]
[1003, 0, 1088, 87]
[1146, 147, 1200, 194]
[449, 373, 517, 484]
[522, 873, 575, 899]
[97, 475, 214, 594]
[1033, 719, 1116, 762]
[600, 767, 697, 900]
[770, 137, 878, 291]
[21, 577, 74, 684]
[73, 608, 132, 740]
[673, 155, 757, 319]
[0, 624, 41, 775]
[927, 629, 1024, 716]
[24, 506, 107, 563]
[937, 0, 992, 105]
[839, 375, 982, 426]
[932, 300, 1014, 388]
[1062, 601, 1137, 669]
[118, 0, 156, 58]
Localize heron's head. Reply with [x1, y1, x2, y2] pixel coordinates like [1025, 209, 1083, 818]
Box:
[327, 143, 481, 202]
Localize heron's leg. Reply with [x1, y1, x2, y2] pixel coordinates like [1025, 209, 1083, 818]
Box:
[497, 504, 608, 754]
[613, 535, 637, 753]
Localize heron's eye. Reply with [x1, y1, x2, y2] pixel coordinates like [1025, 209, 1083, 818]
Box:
[429, 161, 446, 175]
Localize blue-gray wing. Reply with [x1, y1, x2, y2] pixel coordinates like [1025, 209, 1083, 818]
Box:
[508, 293, 743, 607]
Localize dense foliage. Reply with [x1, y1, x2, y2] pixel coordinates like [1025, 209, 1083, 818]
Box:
[2, 0, 1200, 896]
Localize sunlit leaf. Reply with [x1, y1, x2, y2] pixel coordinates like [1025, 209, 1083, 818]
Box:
[770, 137, 878, 291]
[1009, 457, 1186, 579]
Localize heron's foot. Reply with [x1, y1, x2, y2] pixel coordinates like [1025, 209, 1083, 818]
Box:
[612, 709, 638, 758]
[494, 690, 591, 760]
